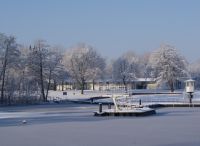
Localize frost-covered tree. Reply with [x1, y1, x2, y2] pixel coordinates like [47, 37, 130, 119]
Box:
[28, 40, 64, 101]
[17, 46, 37, 97]
[64, 43, 105, 94]
[87, 51, 105, 90]
[45, 48, 63, 99]
[0, 33, 20, 104]
[104, 60, 114, 80]
[139, 53, 154, 78]
[28, 40, 51, 102]
[112, 52, 139, 92]
[149, 44, 189, 92]
[190, 60, 200, 89]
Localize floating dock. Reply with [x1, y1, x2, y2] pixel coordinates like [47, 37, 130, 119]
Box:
[94, 107, 156, 117]
[94, 94, 156, 117]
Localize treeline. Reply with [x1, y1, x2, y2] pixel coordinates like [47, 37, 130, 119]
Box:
[0, 33, 199, 105]
[0, 34, 65, 105]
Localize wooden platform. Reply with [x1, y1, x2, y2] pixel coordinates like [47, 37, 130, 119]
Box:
[94, 107, 156, 117]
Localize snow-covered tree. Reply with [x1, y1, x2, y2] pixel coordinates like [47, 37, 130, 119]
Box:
[0, 33, 20, 104]
[45, 48, 63, 99]
[28, 40, 64, 101]
[104, 60, 114, 80]
[138, 53, 154, 78]
[64, 43, 105, 94]
[18, 46, 32, 94]
[112, 51, 139, 92]
[28, 40, 50, 102]
[190, 60, 200, 89]
[149, 44, 189, 92]
[87, 51, 105, 90]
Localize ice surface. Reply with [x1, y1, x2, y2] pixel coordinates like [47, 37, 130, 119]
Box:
[0, 103, 200, 146]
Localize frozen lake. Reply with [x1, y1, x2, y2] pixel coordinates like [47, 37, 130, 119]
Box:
[0, 103, 200, 146]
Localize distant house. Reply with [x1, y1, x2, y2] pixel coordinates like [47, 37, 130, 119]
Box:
[56, 84, 73, 91]
[56, 78, 156, 91]
[56, 79, 74, 91]
[89, 78, 157, 91]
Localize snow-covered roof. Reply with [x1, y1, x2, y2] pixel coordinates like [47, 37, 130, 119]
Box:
[88, 78, 156, 83]
[185, 79, 195, 82]
[134, 78, 156, 82]
[59, 78, 156, 84]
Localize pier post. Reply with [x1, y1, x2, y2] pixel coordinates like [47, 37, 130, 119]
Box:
[139, 99, 142, 105]
[99, 103, 102, 113]
[108, 104, 111, 109]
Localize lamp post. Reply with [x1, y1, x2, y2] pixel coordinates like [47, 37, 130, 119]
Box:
[185, 79, 195, 104]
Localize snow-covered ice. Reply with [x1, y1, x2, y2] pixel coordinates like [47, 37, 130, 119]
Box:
[1, 90, 200, 146]
[0, 103, 200, 146]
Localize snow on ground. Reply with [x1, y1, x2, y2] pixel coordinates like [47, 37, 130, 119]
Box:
[49, 89, 200, 105]
[48, 90, 103, 101]
[0, 103, 200, 146]
[117, 91, 200, 104]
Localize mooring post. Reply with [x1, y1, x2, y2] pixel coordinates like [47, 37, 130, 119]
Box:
[108, 104, 111, 109]
[190, 93, 193, 104]
[99, 103, 102, 113]
[139, 99, 142, 105]
[188, 93, 193, 107]
[91, 98, 94, 103]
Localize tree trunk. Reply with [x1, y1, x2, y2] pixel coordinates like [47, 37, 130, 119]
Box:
[61, 81, 64, 91]
[1, 68, 6, 104]
[92, 79, 95, 90]
[168, 80, 174, 92]
[0, 43, 8, 104]
[123, 78, 127, 93]
[39, 52, 46, 102]
[40, 73, 45, 102]
[18, 71, 24, 97]
[45, 70, 52, 101]
[53, 80, 57, 91]
[8, 95, 11, 106]
[81, 83, 84, 94]
[81, 79, 85, 94]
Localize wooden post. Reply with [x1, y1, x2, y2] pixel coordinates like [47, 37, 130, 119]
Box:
[99, 103, 102, 113]
[108, 104, 111, 109]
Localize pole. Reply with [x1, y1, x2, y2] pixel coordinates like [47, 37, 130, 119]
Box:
[99, 103, 102, 113]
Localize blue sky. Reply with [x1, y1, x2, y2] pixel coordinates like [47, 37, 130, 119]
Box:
[0, 0, 200, 62]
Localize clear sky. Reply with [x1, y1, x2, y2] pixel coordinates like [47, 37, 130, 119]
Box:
[0, 0, 200, 62]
